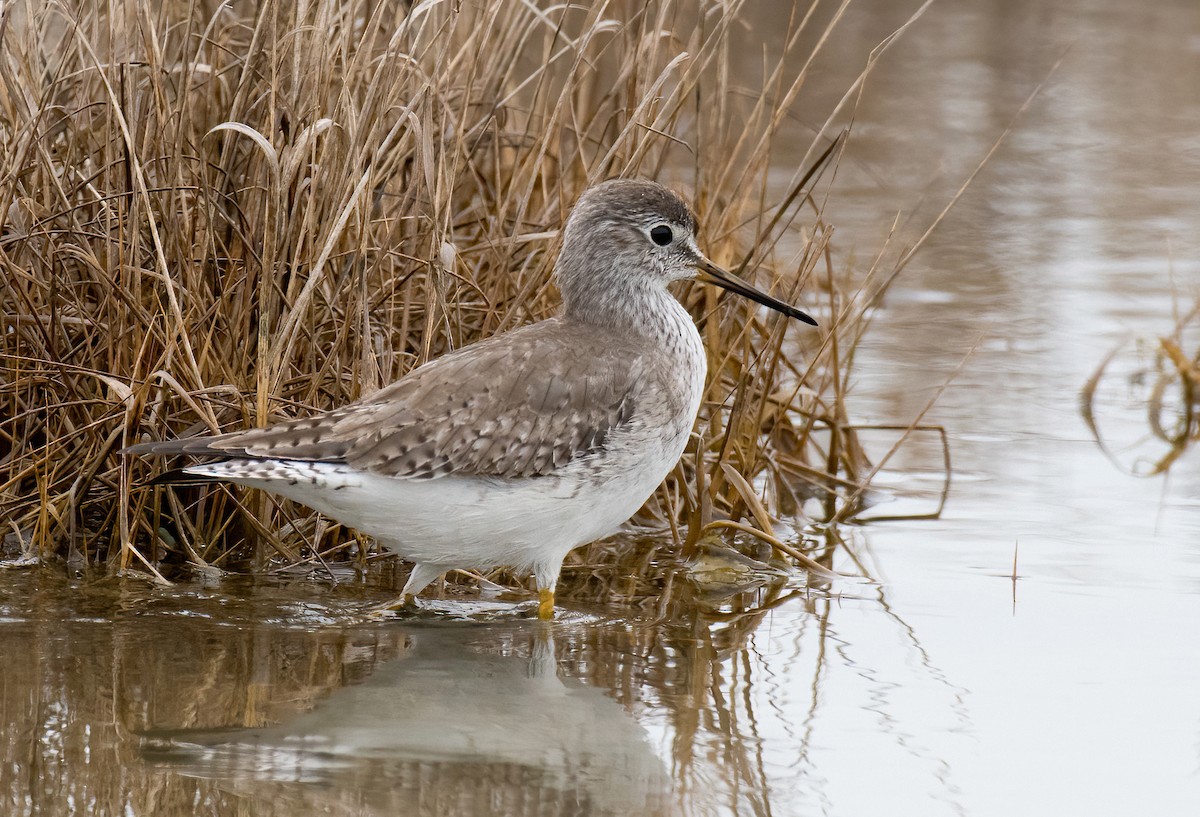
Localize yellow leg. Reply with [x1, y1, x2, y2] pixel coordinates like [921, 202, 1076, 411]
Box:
[537, 587, 556, 620]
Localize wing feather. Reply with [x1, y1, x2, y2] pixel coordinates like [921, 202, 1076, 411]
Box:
[126, 320, 648, 481]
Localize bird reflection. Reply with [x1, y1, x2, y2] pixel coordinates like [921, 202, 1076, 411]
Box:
[144, 620, 668, 817]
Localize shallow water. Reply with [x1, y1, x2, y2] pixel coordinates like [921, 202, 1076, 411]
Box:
[4, 0, 1200, 814]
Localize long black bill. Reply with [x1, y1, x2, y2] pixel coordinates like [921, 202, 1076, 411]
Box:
[695, 257, 818, 327]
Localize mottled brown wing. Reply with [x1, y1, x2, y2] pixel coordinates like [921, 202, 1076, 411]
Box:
[127, 320, 647, 480]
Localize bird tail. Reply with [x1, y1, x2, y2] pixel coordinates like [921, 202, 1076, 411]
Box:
[122, 437, 222, 457]
[124, 437, 228, 486]
[144, 467, 224, 486]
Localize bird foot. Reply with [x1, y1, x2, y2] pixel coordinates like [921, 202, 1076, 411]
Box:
[364, 593, 419, 620]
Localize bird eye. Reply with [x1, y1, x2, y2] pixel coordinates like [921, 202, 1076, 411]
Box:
[649, 225, 673, 246]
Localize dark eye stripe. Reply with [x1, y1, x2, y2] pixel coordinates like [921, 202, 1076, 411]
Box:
[650, 225, 673, 246]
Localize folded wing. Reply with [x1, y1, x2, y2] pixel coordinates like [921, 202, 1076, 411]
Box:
[126, 320, 646, 481]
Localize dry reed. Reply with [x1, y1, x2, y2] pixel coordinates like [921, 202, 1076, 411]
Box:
[1083, 295, 1200, 474]
[0, 0, 910, 588]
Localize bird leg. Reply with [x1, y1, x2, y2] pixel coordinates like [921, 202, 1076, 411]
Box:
[537, 587, 555, 620]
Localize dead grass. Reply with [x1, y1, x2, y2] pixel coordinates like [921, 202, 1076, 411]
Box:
[1083, 295, 1200, 475]
[0, 0, 923, 583]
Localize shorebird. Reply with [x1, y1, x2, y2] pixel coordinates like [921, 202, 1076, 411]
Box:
[126, 179, 816, 619]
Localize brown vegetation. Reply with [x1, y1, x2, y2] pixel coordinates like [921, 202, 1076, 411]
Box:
[0, 0, 907, 588]
[1083, 296, 1200, 475]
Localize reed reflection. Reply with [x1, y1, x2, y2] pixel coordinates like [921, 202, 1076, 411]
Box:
[552, 526, 970, 816]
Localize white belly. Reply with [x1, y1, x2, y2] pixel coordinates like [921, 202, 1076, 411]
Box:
[189, 426, 686, 581]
